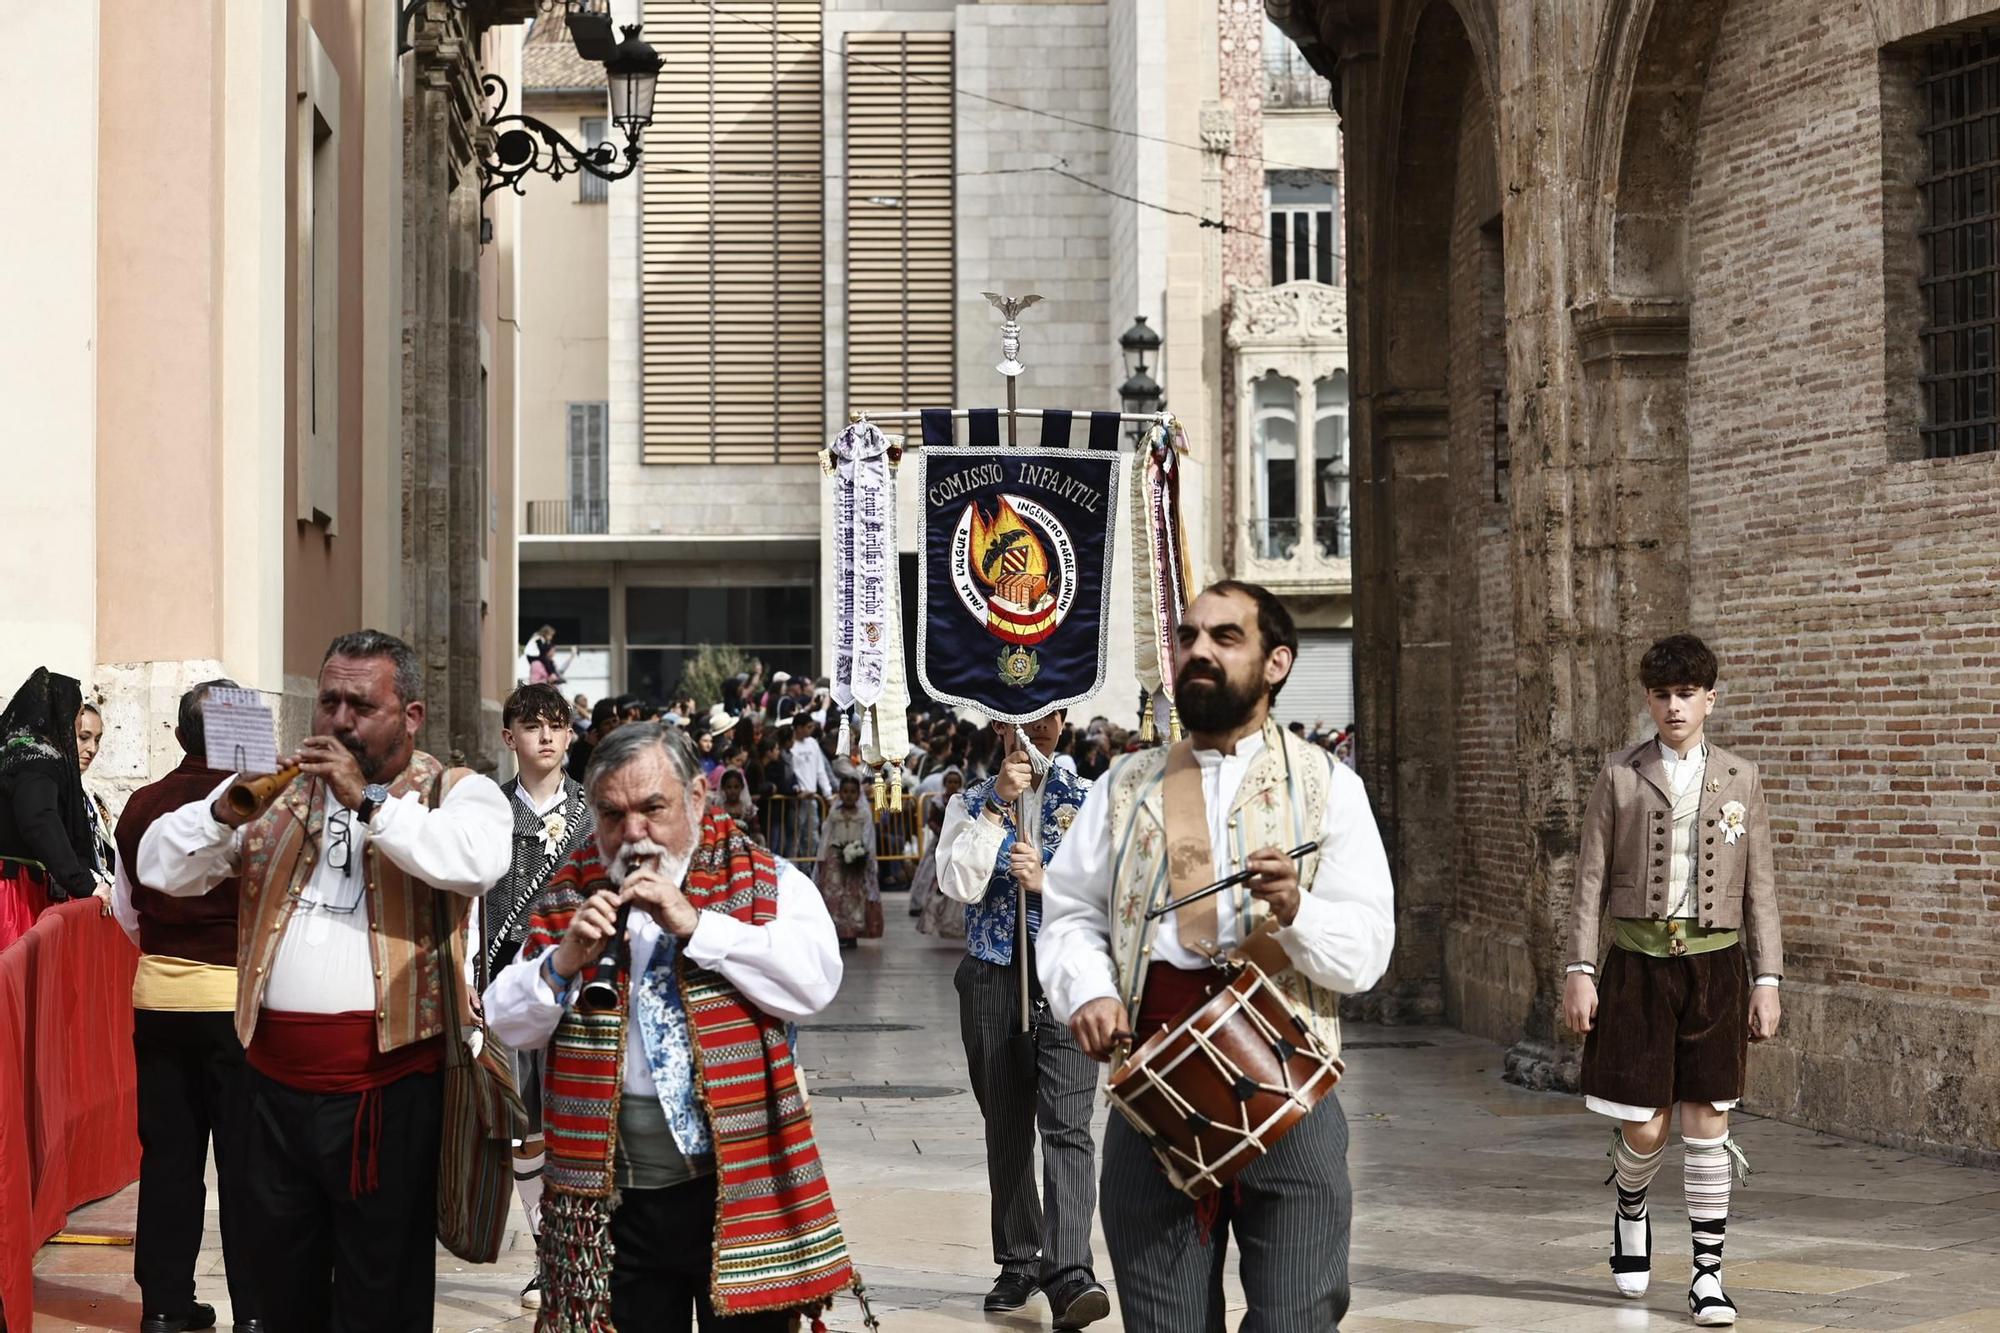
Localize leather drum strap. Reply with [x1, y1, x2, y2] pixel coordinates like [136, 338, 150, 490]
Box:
[1162, 740, 1221, 955]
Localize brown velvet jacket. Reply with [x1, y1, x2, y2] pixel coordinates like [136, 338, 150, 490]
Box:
[1565, 738, 1782, 978]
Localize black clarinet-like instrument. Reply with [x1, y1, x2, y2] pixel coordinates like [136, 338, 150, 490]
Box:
[577, 900, 634, 1012]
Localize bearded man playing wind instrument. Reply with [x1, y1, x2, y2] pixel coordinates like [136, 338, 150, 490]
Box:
[1038, 581, 1396, 1333]
[484, 722, 870, 1331]
[137, 630, 513, 1332]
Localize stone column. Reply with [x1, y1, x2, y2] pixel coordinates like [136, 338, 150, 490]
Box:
[448, 181, 484, 763]
[404, 57, 455, 751]
[1372, 393, 1450, 1021]
[1571, 297, 1693, 751]
[1201, 104, 1236, 571]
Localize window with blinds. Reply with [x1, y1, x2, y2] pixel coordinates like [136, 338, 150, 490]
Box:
[641, 0, 825, 464]
[845, 32, 954, 411]
[567, 402, 608, 533]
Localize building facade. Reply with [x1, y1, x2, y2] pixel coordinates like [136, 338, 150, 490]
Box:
[1268, 0, 2000, 1159]
[0, 0, 533, 804]
[519, 0, 1351, 727]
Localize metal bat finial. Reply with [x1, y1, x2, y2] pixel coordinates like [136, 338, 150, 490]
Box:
[982, 292, 1043, 378]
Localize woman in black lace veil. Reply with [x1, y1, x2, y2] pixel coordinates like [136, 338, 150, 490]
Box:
[0, 667, 95, 948]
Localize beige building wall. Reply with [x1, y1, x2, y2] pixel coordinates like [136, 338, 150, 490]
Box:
[0, 3, 99, 694]
[0, 0, 522, 801]
[519, 93, 613, 517]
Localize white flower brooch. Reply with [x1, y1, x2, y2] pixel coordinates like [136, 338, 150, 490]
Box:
[538, 811, 568, 856]
[1719, 800, 1747, 845]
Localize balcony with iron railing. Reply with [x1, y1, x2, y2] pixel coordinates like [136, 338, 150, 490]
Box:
[1264, 59, 1333, 111]
[526, 498, 608, 536]
[1246, 508, 1349, 565]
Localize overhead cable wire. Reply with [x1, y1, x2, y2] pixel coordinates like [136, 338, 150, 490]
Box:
[696, 0, 1343, 177]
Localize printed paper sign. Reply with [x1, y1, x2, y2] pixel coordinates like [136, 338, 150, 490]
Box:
[201, 687, 280, 776]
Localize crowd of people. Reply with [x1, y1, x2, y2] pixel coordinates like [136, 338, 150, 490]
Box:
[0, 599, 1385, 1333]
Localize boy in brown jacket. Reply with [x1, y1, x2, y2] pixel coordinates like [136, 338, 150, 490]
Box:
[1562, 634, 1782, 1328]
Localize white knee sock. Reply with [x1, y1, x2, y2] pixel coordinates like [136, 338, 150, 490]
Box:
[514, 1140, 546, 1238]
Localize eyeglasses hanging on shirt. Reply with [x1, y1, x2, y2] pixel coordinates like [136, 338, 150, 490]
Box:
[299, 807, 367, 915]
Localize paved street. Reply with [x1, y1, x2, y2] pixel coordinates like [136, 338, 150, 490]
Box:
[34, 905, 2000, 1332]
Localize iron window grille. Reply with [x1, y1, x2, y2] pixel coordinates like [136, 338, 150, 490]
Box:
[1918, 30, 2000, 458]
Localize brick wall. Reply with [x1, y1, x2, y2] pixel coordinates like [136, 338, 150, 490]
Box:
[1684, 0, 2000, 1155]
[1442, 83, 1532, 1041]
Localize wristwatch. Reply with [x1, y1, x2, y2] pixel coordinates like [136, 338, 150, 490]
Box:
[354, 783, 391, 825]
[985, 794, 1012, 820]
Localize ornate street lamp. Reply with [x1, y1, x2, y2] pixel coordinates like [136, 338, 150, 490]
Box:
[479, 24, 662, 200]
[1118, 316, 1165, 423]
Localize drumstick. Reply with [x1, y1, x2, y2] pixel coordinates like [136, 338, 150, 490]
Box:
[1143, 842, 1320, 922]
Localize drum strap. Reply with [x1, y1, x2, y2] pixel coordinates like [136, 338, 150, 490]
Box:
[1161, 740, 1219, 954]
[1230, 919, 1291, 976]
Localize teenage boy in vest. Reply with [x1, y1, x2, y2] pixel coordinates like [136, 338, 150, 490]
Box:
[1562, 633, 1783, 1328]
[482, 682, 595, 1311]
[1039, 581, 1396, 1332]
[138, 631, 512, 1332]
[112, 679, 264, 1333]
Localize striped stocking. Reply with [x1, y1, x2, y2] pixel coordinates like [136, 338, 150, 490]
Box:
[1684, 1134, 1736, 1324]
[1609, 1131, 1665, 1295]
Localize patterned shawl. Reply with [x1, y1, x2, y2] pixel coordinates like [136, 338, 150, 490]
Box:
[519, 810, 870, 1331]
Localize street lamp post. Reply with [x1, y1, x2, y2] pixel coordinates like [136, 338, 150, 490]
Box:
[1118, 316, 1164, 435]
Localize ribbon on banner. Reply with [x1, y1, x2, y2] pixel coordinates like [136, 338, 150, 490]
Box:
[828, 420, 909, 800]
[1131, 416, 1192, 740]
[918, 418, 1124, 723]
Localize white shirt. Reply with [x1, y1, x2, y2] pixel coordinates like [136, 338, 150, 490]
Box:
[1660, 740, 1705, 920]
[936, 771, 1051, 906]
[481, 859, 842, 1098]
[1037, 732, 1397, 1023]
[137, 771, 511, 1013]
[789, 739, 834, 798]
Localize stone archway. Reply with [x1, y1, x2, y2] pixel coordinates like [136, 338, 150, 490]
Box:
[1350, 0, 1503, 1022]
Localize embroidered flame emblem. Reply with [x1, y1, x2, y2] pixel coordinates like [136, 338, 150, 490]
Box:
[970, 498, 1051, 608]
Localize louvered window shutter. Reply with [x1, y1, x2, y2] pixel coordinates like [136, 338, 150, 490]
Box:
[845, 32, 955, 410]
[642, 0, 826, 464]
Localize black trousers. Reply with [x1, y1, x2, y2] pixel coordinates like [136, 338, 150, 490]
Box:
[954, 951, 1100, 1289]
[1100, 1094, 1352, 1333]
[133, 1010, 259, 1318]
[241, 1065, 443, 1333]
[609, 1175, 791, 1332]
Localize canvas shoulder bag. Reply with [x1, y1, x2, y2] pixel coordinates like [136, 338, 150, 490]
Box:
[429, 768, 528, 1264]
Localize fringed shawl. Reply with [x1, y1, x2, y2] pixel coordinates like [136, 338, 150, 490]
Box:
[520, 810, 869, 1330]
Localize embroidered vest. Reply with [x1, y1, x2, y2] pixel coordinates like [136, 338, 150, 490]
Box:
[1104, 723, 1343, 1056]
[958, 765, 1090, 967]
[235, 751, 458, 1053]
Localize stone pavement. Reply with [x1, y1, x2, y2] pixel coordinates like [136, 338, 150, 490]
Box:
[34, 907, 2000, 1331]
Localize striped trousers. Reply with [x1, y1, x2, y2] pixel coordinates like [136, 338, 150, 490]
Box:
[1100, 1094, 1352, 1332]
[955, 952, 1101, 1289]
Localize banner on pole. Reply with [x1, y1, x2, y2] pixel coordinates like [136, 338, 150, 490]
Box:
[918, 444, 1124, 723]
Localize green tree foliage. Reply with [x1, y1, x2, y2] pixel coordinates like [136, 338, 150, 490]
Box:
[679, 643, 749, 709]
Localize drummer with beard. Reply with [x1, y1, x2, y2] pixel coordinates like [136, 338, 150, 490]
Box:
[1037, 580, 1396, 1333]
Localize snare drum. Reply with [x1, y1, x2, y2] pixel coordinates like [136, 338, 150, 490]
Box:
[1105, 961, 1343, 1199]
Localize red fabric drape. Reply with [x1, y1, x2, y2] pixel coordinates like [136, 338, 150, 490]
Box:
[0, 899, 141, 1326]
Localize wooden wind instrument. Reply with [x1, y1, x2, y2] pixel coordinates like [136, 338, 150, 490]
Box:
[223, 765, 302, 818]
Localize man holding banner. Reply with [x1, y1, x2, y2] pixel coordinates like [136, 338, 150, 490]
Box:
[904, 408, 1130, 1328]
[1038, 582, 1397, 1333]
[937, 710, 1106, 1327]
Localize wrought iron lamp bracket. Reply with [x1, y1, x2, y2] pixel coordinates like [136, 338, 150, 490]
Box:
[476, 74, 641, 200]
